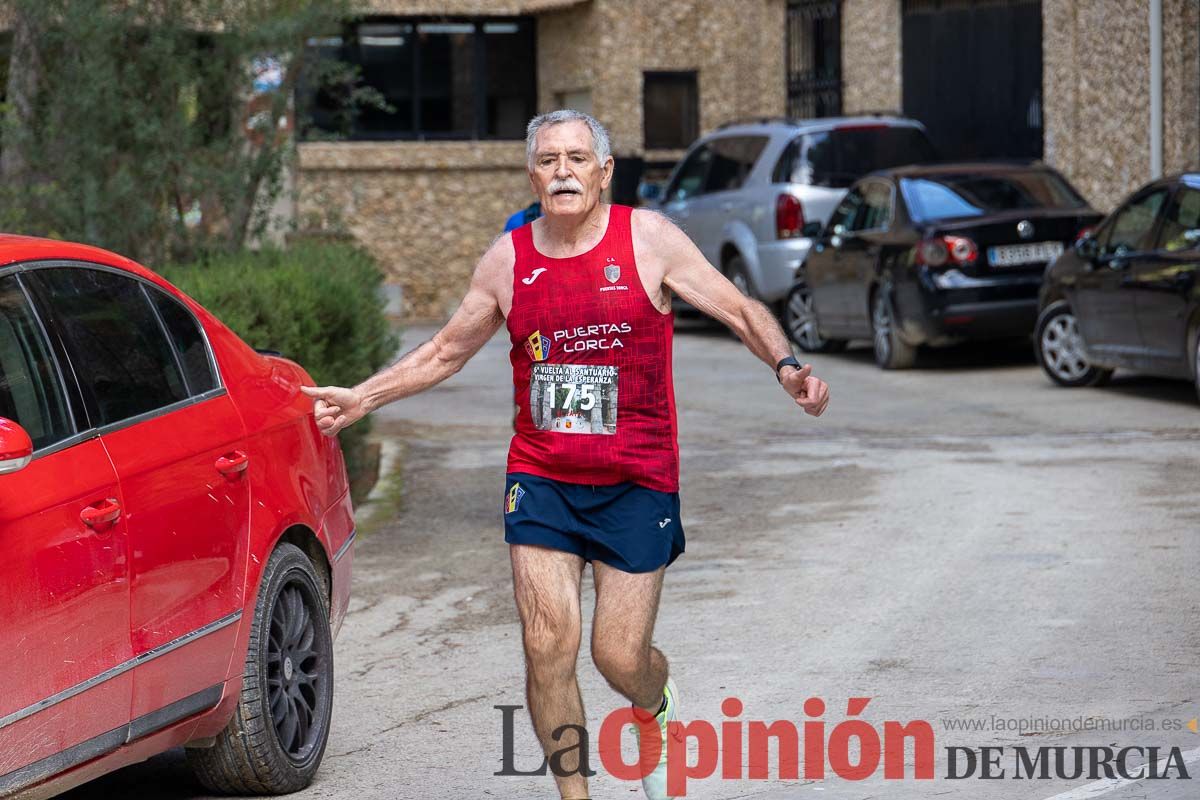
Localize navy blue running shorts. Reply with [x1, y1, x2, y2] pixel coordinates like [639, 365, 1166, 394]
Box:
[503, 472, 685, 573]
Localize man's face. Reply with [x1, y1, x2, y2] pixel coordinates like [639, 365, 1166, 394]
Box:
[529, 120, 613, 218]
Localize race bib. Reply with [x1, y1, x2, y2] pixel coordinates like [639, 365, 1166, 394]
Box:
[529, 363, 618, 435]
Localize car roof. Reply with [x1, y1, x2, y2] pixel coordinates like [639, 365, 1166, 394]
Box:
[873, 161, 1057, 179]
[0, 234, 152, 278]
[708, 115, 925, 139]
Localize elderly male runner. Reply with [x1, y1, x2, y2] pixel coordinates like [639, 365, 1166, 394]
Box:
[302, 110, 830, 799]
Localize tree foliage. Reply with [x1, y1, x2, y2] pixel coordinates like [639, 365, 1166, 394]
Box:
[0, 0, 360, 263]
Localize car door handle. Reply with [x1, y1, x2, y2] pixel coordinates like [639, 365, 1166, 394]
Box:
[215, 450, 249, 477]
[81, 498, 121, 528]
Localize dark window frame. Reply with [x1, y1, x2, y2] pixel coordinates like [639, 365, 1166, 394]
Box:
[299, 15, 538, 142]
[786, 0, 842, 119]
[643, 70, 699, 151]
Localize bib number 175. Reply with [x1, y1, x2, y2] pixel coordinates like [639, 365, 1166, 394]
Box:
[545, 382, 597, 411]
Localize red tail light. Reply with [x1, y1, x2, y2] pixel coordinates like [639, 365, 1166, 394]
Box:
[917, 236, 977, 268]
[1075, 225, 1095, 243]
[776, 194, 805, 239]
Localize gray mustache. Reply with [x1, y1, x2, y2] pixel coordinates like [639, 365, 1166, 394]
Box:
[548, 179, 584, 194]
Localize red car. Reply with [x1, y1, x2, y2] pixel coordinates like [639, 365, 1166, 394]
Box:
[0, 236, 354, 796]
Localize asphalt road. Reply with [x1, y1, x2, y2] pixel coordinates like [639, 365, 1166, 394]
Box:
[64, 321, 1200, 800]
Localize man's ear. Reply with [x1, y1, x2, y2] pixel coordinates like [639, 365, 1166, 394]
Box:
[528, 168, 540, 196]
[599, 156, 615, 191]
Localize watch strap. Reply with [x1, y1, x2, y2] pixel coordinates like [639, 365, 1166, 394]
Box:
[775, 355, 801, 382]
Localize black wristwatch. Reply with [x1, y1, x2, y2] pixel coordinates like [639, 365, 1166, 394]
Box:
[775, 355, 802, 383]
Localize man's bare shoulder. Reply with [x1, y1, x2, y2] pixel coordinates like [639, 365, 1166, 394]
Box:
[472, 230, 516, 288]
[630, 207, 683, 241]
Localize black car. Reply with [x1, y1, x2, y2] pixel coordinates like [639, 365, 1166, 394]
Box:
[1035, 174, 1200, 400]
[787, 163, 1101, 368]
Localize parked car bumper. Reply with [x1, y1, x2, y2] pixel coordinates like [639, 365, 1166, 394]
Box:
[893, 268, 1042, 346]
[754, 237, 814, 302]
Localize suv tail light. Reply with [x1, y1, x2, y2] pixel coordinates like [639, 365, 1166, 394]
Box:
[1075, 225, 1095, 243]
[917, 235, 977, 268]
[776, 194, 805, 239]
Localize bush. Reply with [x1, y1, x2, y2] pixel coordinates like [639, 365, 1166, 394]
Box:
[161, 241, 399, 501]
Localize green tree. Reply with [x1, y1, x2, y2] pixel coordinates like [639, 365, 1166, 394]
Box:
[0, 0, 373, 263]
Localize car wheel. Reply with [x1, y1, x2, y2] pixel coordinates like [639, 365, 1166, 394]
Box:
[187, 542, 334, 794]
[726, 255, 755, 299]
[1034, 302, 1112, 387]
[871, 287, 916, 369]
[783, 280, 847, 353]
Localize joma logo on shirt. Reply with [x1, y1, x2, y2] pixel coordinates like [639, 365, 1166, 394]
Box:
[553, 322, 631, 352]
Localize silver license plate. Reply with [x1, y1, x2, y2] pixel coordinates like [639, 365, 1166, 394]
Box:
[988, 241, 1065, 267]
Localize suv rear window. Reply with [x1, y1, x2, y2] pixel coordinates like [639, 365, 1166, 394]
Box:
[773, 125, 937, 188]
[901, 171, 1087, 223]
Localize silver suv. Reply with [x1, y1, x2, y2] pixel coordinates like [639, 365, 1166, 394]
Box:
[642, 116, 936, 312]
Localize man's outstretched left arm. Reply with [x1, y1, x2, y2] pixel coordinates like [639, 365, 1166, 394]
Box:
[633, 209, 830, 417]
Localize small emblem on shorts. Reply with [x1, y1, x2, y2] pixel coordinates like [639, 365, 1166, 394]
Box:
[524, 330, 551, 361]
[658, 518, 671, 528]
[506, 483, 526, 514]
[604, 263, 621, 283]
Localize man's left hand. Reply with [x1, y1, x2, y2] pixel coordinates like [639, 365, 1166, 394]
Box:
[781, 364, 830, 417]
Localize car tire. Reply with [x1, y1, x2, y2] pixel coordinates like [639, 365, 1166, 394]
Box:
[726, 255, 755, 300]
[187, 543, 334, 795]
[783, 279, 847, 353]
[1034, 301, 1113, 388]
[871, 286, 916, 370]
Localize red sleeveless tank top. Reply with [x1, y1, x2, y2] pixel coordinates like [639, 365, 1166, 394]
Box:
[506, 204, 679, 492]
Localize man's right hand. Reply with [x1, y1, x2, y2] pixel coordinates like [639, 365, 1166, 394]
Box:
[300, 385, 367, 436]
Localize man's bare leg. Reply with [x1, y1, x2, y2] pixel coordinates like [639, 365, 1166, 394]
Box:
[510, 544, 589, 799]
[589, 561, 669, 712]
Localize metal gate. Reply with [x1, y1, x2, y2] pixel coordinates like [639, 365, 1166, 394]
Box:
[787, 0, 842, 119]
[902, 0, 1043, 160]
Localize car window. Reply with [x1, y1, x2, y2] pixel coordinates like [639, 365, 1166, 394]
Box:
[30, 268, 189, 427]
[149, 289, 218, 395]
[1154, 187, 1200, 252]
[801, 126, 937, 188]
[703, 136, 768, 194]
[665, 144, 712, 203]
[828, 187, 865, 233]
[0, 276, 75, 450]
[1100, 188, 1170, 256]
[901, 171, 1086, 223]
[856, 181, 893, 231]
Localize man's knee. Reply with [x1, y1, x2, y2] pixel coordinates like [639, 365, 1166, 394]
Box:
[522, 614, 580, 676]
[591, 638, 649, 687]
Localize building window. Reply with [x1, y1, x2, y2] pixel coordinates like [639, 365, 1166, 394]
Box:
[786, 0, 842, 119]
[300, 17, 536, 141]
[643, 71, 698, 150]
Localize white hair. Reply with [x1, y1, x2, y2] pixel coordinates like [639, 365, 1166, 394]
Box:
[525, 109, 612, 168]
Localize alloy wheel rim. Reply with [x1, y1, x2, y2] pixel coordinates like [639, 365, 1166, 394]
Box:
[267, 580, 327, 763]
[1041, 313, 1090, 382]
[873, 293, 891, 363]
[786, 286, 825, 350]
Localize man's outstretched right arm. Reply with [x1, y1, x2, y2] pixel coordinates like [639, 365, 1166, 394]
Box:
[302, 236, 512, 436]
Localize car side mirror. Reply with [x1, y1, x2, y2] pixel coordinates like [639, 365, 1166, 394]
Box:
[802, 221, 823, 238]
[636, 180, 663, 203]
[0, 417, 33, 475]
[1074, 234, 1099, 261]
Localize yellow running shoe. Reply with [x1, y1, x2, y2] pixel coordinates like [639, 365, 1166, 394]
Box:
[632, 677, 680, 800]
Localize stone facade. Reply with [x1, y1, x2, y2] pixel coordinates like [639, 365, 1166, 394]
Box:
[840, 0, 901, 115]
[1043, 0, 1199, 210]
[297, 141, 530, 320]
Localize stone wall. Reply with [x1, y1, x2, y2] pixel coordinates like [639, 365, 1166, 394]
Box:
[840, 0, 902, 115]
[297, 141, 532, 320]
[1043, 0, 1199, 211]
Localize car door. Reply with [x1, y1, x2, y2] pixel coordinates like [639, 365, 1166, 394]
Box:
[660, 143, 713, 243]
[1130, 184, 1200, 371]
[1073, 186, 1171, 360]
[26, 266, 249, 728]
[808, 185, 866, 332]
[0, 273, 132, 790]
[838, 179, 894, 334]
[691, 136, 769, 268]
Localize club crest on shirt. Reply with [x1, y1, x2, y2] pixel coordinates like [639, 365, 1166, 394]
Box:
[525, 330, 551, 361]
[604, 263, 621, 283]
[505, 483, 526, 514]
